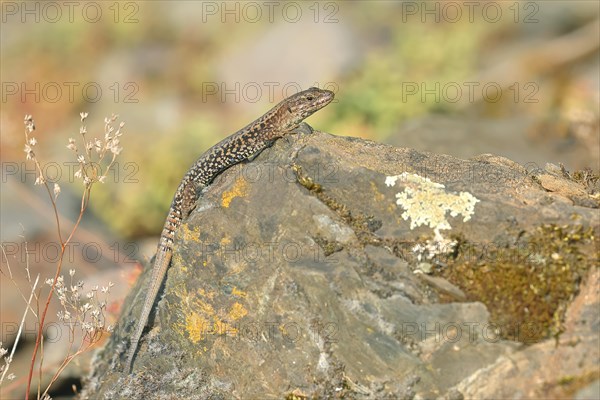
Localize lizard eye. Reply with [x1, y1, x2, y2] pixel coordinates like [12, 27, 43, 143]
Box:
[306, 95, 314, 101]
[287, 107, 292, 113]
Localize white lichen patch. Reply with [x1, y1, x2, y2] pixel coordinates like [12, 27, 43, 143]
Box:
[386, 172, 480, 260]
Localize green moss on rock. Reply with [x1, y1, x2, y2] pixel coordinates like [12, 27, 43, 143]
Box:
[438, 224, 597, 343]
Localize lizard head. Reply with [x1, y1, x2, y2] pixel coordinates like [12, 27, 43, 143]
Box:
[275, 87, 335, 132]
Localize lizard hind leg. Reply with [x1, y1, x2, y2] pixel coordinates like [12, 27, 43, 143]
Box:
[180, 181, 200, 219]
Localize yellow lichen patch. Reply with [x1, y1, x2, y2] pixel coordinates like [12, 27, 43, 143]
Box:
[175, 287, 250, 348]
[231, 286, 248, 298]
[221, 176, 249, 208]
[180, 223, 201, 243]
[279, 324, 287, 336]
[172, 254, 188, 273]
[372, 179, 400, 214]
[370, 181, 386, 203]
[173, 287, 217, 347]
[197, 288, 216, 301]
[228, 302, 248, 320]
[213, 320, 238, 336]
[185, 312, 211, 344]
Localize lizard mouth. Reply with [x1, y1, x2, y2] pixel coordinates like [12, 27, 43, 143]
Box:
[309, 89, 335, 114]
[318, 89, 335, 107]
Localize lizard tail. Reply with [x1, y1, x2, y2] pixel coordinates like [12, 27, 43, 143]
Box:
[125, 245, 173, 372]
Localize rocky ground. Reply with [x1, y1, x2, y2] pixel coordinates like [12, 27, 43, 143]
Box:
[82, 131, 599, 399]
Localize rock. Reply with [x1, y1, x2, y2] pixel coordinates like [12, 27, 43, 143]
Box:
[453, 268, 600, 399]
[81, 131, 598, 399]
[575, 379, 600, 400]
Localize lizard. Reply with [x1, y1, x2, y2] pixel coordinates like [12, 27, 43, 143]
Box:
[125, 87, 334, 372]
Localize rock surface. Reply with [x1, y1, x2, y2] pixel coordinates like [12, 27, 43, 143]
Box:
[82, 131, 598, 399]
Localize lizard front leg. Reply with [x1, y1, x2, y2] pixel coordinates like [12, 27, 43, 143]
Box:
[291, 122, 314, 135]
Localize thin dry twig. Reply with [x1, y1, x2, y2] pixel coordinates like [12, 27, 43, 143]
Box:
[0, 274, 39, 385]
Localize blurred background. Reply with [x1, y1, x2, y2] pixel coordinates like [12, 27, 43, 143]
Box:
[1, 1, 598, 398]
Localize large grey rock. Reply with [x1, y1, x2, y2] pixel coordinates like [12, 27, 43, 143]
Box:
[82, 131, 598, 399]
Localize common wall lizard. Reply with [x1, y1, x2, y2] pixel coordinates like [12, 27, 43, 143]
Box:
[125, 87, 334, 372]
